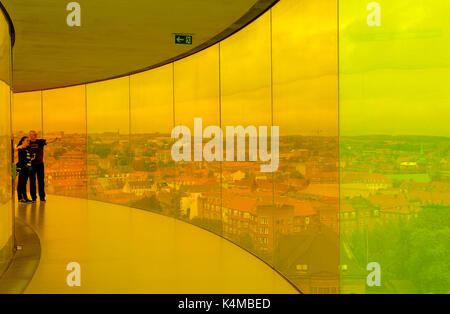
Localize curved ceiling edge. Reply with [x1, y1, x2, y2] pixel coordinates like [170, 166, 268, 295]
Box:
[0, 1, 15, 46]
[13, 0, 279, 93]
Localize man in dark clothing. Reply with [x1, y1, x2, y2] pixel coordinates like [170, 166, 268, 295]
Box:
[29, 130, 59, 202]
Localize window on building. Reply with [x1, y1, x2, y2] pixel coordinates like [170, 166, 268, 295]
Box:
[296, 264, 308, 271]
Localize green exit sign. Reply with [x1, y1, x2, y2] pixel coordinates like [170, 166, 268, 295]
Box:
[175, 34, 193, 45]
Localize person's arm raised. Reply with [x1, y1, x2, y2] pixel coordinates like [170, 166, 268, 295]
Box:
[46, 138, 60, 144]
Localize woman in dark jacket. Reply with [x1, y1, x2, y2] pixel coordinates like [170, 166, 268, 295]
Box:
[16, 136, 34, 203]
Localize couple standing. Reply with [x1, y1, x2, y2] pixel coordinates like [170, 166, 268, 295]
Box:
[16, 130, 58, 203]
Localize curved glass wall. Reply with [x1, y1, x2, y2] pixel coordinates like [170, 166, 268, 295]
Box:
[8, 0, 339, 293]
[0, 6, 13, 277]
[10, 0, 449, 293]
[340, 0, 450, 294]
[272, 0, 339, 294]
[221, 11, 273, 263]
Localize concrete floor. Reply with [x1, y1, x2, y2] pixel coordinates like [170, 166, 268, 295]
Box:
[14, 195, 298, 294]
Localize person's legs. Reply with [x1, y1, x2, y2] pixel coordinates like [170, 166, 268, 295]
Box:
[17, 171, 24, 201]
[36, 163, 46, 201]
[17, 170, 29, 201]
[30, 165, 37, 201]
[24, 168, 31, 201]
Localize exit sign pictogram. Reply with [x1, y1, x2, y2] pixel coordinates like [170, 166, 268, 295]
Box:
[175, 34, 193, 45]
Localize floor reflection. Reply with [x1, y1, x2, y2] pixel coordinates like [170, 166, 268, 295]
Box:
[15, 195, 298, 294]
[17, 202, 46, 232]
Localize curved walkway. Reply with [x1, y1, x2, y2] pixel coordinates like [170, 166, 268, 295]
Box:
[15, 195, 298, 294]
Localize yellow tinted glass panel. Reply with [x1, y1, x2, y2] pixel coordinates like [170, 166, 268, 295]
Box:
[0, 13, 12, 276]
[13, 91, 42, 138]
[87, 77, 131, 203]
[130, 65, 173, 135]
[87, 77, 130, 135]
[340, 0, 450, 294]
[42, 86, 87, 198]
[272, 0, 339, 294]
[174, 45, 220, 129]
[174, 45, 221, 234]
[221, 12, 272, 127]
[128, 64, 174, 214]
[220, 11, 273, 263]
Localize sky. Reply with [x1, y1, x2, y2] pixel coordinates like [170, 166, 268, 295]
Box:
[340, 0, 450, 137]
[11, 0, 450, 138]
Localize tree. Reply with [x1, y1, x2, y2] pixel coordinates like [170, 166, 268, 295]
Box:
[129, 195, 162, 213]
[406, 206, 450, 293]
[345, 205, 450, 293]
[89, 144, 111, 158]
[239, 232, 256, 254]
[53, 147, 67, 160]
